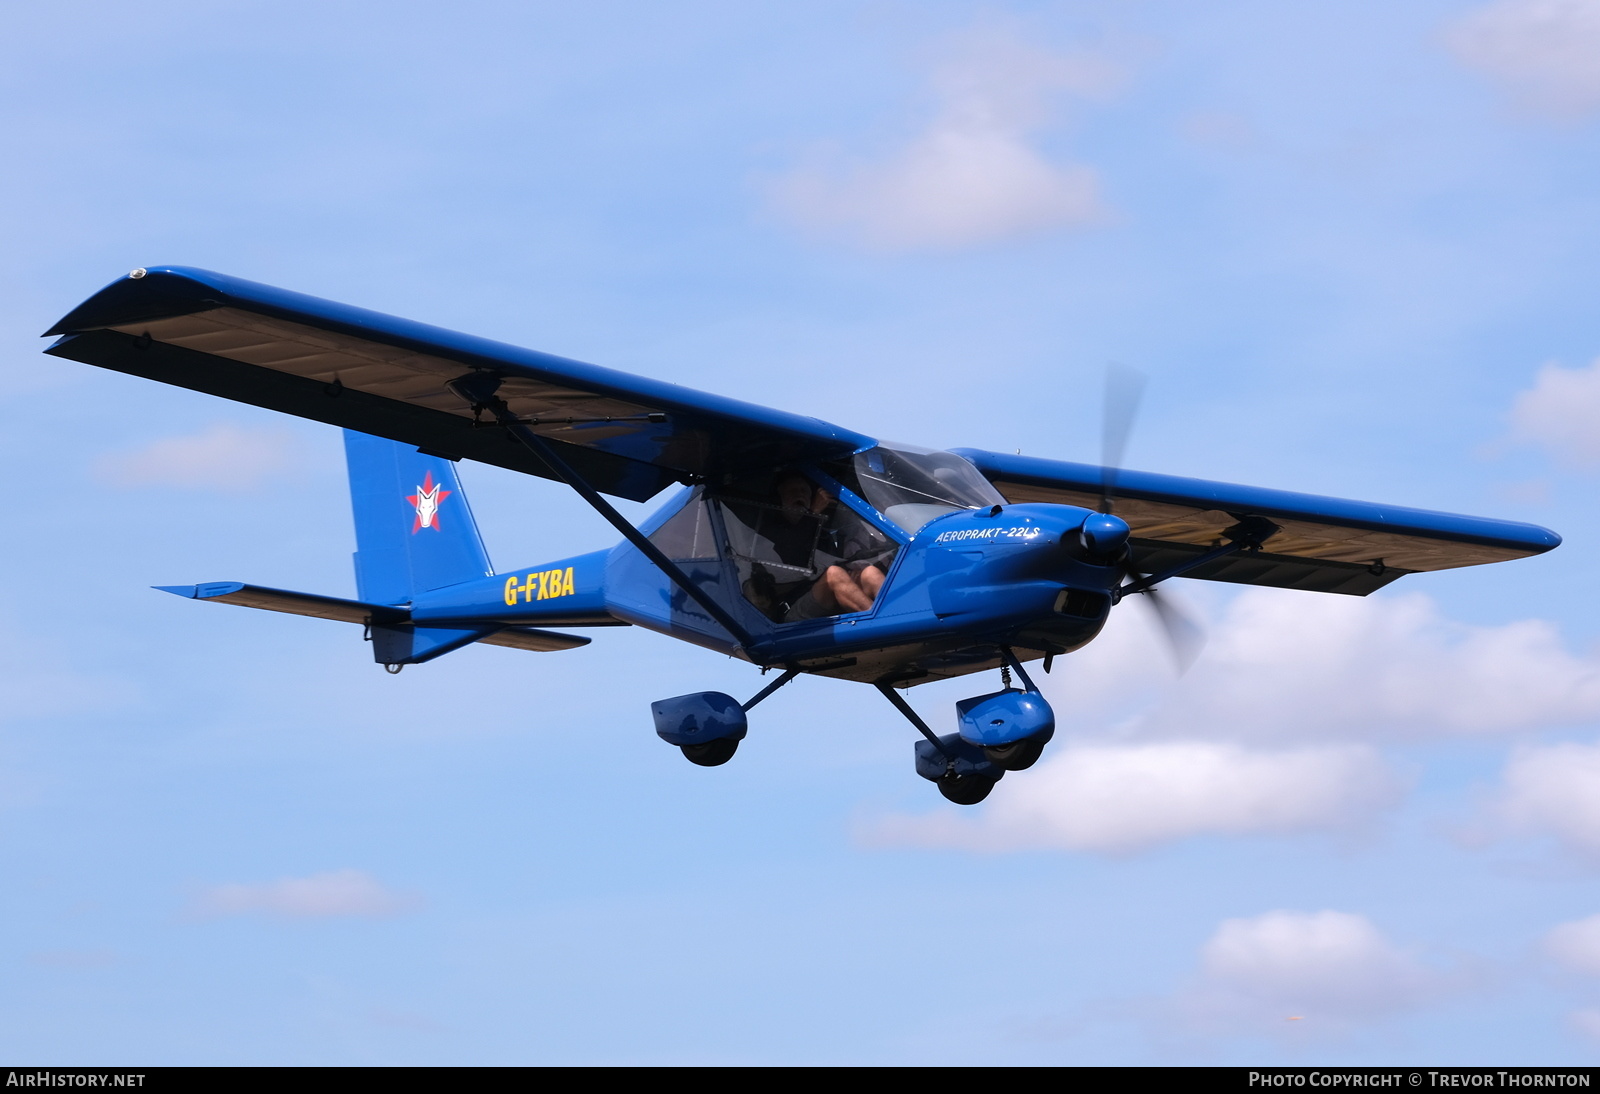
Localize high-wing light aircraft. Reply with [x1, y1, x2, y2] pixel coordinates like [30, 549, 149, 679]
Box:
[45, 268, 1562, 804]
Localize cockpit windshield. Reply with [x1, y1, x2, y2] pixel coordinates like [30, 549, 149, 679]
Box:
[846, 444, 1005, 533]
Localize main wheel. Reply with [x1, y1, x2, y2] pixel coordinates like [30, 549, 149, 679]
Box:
[936, 773, 996, 805]
[984, 737, 1047, 771]
[680, 737, 739, 767]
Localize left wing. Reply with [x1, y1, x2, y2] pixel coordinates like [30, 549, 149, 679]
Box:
[954, 449, 1560, 595]
[47, 267, 875, 501]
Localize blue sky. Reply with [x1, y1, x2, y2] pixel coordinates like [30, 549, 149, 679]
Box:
[6, 0, 1600, 1064]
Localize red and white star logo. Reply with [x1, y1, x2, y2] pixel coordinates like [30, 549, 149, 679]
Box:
[406, 471, 451, 533]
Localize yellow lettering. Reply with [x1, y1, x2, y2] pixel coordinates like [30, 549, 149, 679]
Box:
[509, 568, 576, 603]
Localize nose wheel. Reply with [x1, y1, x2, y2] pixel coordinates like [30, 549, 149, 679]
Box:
[984, 736, 1047, 771]
[878, 649, 1059, 804]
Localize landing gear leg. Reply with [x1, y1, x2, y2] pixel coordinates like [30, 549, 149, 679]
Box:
[876, 683, 1003, 806]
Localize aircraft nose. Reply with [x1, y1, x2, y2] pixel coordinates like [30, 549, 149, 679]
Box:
[1076, 512, 1130, 560]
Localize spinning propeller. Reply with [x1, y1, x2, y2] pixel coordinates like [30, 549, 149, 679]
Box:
[1099, 362, 1146, 516]
[1094, 364, 1204, 673]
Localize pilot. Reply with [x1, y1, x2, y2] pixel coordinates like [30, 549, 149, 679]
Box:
[769, 471, 891, 621]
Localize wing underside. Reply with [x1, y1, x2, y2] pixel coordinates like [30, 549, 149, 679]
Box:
[953, 449, 1559, 595]
[47, 268, 875, 501]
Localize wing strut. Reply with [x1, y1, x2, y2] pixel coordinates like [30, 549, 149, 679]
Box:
[1115, 516, 1279, 602]
[447, 372, 756, 651]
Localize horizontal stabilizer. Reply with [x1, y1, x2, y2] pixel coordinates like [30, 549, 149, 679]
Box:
[479, 628, 592, 653]
[156, 582, 406, 623]
[155, 582, 589, 652]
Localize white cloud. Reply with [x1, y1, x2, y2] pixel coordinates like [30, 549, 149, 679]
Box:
[865, 587, 1598, 855]
[1510, 358, 1600, 467]
[863, 742, 1397, 854]
[770, 24, 1119, 251]
[96, 423, 303, 492]
[1064, 589, 1600, 744]
[193, 869, 418, 919]
[1496, 743, 1600, 857]
[1447, 0, 1600, 118]
[1191, 911, 1436, 1021]
[1545, 914, 1600, 975]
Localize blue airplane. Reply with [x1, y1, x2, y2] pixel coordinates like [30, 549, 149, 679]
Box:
[45, 267, 1562, 804]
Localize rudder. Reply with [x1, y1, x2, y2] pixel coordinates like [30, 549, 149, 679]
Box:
[344, 430, 492, 605]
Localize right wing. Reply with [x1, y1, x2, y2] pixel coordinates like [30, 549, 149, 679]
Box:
[954, 449, 1560, 595]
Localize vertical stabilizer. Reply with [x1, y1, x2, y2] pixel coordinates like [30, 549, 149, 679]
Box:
[344, 430, 493, 605]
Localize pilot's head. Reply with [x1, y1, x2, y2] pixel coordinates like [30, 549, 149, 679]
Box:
[776, 471, 826, 522]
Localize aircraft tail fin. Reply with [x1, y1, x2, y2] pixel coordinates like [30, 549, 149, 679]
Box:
[343, 430, 493, 605]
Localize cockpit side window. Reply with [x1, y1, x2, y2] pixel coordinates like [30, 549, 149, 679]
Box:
[646, 487, 718, 560]
[713, 470, 898, 623]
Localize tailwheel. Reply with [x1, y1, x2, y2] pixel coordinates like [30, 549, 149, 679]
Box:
[680, 737, 739, 767]
[936, 773, 997, 806]
[984, 736, 1047, 771]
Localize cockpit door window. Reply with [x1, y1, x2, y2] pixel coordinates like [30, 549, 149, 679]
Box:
[713, 471, 898, 623]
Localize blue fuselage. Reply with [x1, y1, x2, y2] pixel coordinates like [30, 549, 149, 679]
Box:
[408, 497, 1116, 684]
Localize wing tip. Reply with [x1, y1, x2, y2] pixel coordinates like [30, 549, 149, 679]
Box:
[154, 582, 246, 600]
[44, 265, 220, 337]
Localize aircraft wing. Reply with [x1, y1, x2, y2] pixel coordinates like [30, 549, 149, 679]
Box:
[953, 449, 1560, 595]
[46, 267, 875, 502]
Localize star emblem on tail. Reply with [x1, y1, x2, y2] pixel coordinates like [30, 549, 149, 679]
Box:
[406, 471, 451, 532]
